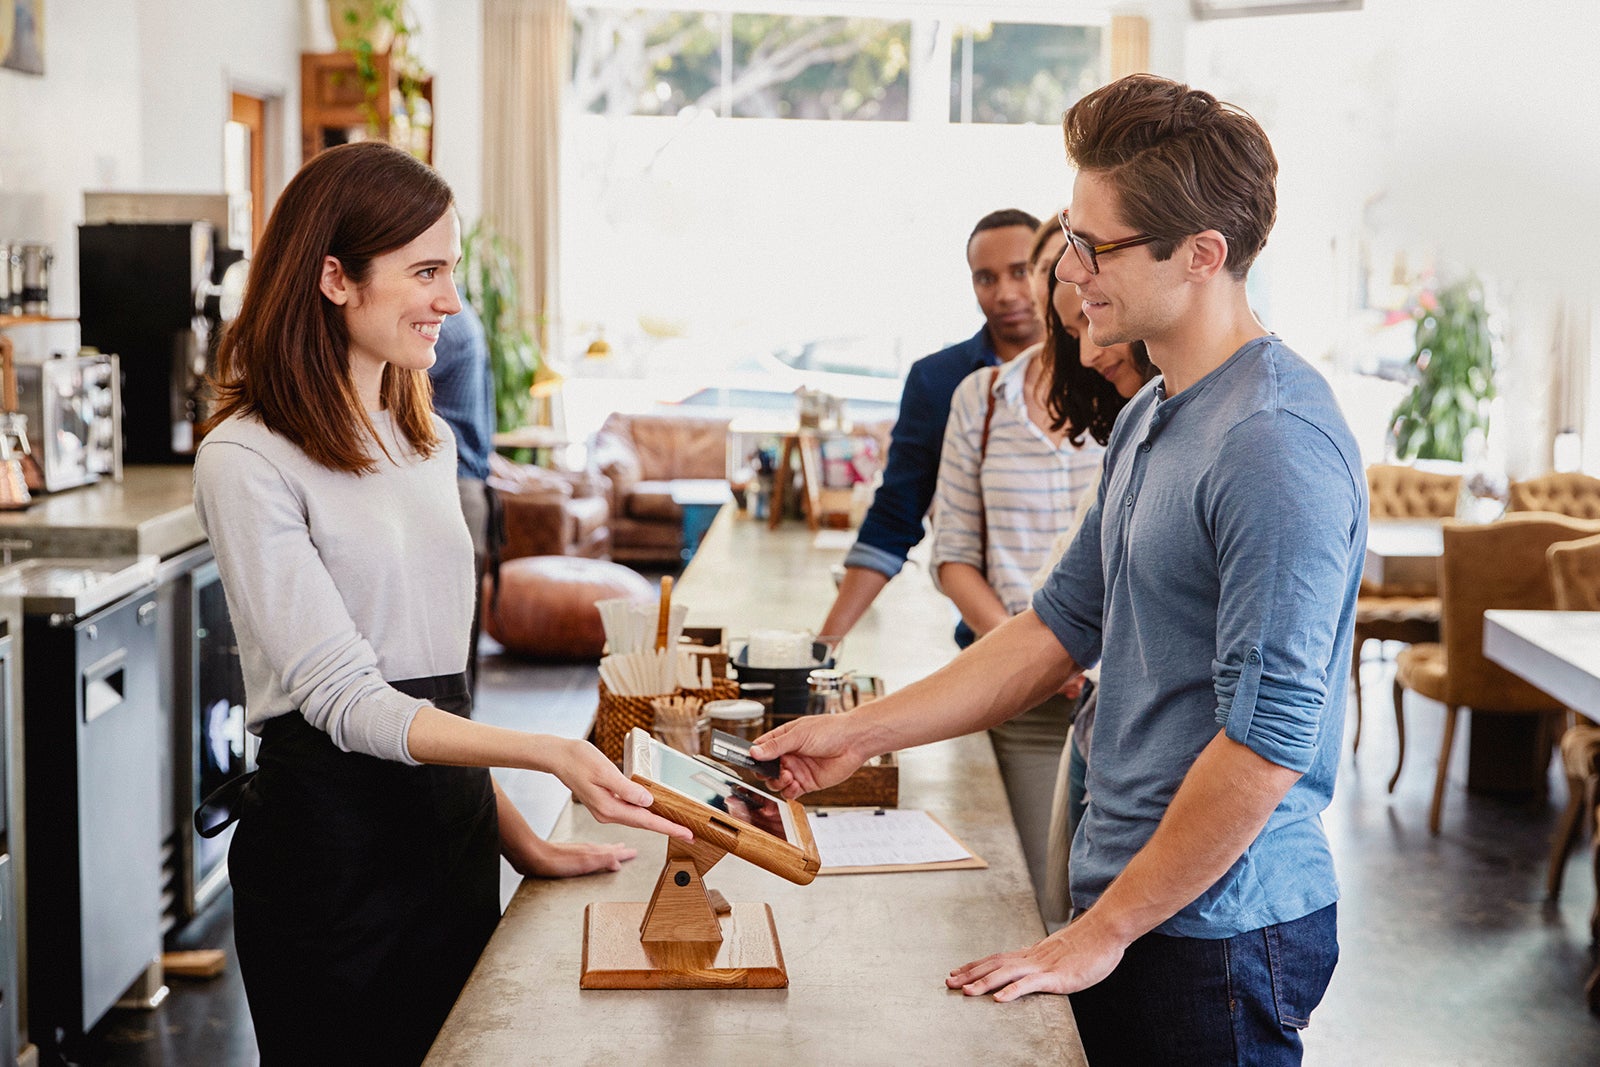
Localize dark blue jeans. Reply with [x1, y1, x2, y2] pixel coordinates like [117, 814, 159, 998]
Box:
[1068, 903, 1338, 1066]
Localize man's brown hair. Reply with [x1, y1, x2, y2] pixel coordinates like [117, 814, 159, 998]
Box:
[1063, 74, 1277, 280]
[204, 141, 451, 473]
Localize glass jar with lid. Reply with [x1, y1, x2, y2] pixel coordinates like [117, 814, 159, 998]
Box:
[804, 668, 857, 716]
[705, 698, 766, 742]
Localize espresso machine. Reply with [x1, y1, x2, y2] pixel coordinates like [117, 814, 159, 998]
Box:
[78, 222, 246, 465]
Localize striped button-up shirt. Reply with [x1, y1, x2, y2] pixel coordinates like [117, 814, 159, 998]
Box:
[930, 345, 1104, 616]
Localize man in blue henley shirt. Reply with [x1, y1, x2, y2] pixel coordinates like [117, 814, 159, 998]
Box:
[818, 209, 1043, 643]
[755, 75, 1365, 1066]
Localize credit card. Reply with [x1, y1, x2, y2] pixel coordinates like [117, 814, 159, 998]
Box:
[710, 729, 780, 779]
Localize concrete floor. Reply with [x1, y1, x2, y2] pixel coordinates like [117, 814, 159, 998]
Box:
[74, 646, 1600, 1066]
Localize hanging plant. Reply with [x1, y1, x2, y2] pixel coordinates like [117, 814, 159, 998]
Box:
[1389, 276, 1496, 463]
[330, 0, 421, 136]
[461, 222, 542, 433]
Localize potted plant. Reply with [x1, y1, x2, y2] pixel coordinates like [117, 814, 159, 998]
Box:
[329, 0, 429, 147]
[461, 222, 541, 433]
[1389, 276, 1496, 463]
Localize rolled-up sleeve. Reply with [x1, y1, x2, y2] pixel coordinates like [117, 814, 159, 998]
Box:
[1206, 411, 1362, 772]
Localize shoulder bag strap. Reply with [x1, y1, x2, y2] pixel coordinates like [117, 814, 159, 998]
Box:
[976, 366, 1000, 575]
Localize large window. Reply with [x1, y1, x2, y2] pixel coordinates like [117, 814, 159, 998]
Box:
[572, 11, 911, 120]
[561, 6, 1109, 432]
[951, 23, 1104, 124]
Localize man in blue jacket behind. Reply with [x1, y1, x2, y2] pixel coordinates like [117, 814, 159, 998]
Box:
[818, 208, 1043, 642]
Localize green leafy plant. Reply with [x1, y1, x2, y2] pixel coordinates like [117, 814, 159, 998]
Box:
[1390, 276, 1496, 462]
[461, 222, 541, 433]
[332, 0, 425, 136]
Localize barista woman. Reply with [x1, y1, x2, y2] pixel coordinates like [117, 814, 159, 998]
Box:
[193, 142, 689, 1065]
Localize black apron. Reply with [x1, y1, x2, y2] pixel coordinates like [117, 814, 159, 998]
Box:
[198, 674, 499, 1066]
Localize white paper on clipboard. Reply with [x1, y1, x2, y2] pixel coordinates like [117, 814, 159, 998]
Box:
[806, 809, 975, 869]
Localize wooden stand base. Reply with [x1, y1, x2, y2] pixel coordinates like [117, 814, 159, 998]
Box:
[580, 901, 788, 989]
[579, 837, 788, 989]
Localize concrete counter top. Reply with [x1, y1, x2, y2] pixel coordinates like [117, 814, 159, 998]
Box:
[427, 511, 1086, 1064]
[0, 466, 204, 560]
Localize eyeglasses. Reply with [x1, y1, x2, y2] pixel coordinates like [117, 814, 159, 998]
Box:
[1058, 208, 1160, 275]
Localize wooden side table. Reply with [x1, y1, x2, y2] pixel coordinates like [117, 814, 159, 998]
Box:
[769, 431, 823, 531]
[492, 425, 568, 468]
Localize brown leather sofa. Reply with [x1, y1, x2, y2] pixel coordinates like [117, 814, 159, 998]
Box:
[591, 412, 730, 565]
[487, 453, 612, 561]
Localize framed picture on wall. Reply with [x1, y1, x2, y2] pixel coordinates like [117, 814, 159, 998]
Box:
[2, 0, 44, 76]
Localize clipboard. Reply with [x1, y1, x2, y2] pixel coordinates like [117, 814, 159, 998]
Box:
[809, 808, 988, 876]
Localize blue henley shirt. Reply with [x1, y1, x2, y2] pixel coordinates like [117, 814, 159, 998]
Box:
[1032, 335, 1367, 939]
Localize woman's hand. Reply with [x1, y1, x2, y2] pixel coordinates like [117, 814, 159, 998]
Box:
[506, 837, 638, 879]
[494, 777, 639, 879]
[550, 738, 692, 842]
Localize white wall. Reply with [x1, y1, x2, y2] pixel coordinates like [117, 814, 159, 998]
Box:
[0, 0, 303, 320]
[0, 1, 144, 320]
[0, 0, 487, 318]
[420, 0, 485, 222]
[1181, 0, 1600, 474]
[136, 0, 302, 195]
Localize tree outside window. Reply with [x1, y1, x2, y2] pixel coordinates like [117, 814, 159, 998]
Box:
[571, 10, 910, 121]
[951, 23, 1105, 125]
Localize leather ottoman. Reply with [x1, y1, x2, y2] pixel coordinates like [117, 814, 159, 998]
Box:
[484, 556, 652, 660]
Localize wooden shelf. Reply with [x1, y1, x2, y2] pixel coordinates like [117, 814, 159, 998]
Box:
[0, 315, 75, 329]
[300, 51, 433, 163]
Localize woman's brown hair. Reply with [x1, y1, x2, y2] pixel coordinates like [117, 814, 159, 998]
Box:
[204, 141, 452, 473]
[1043, 265, 1153, 447]
[1063, 74, 1277, 280]
[1027, 215, 1064, 267]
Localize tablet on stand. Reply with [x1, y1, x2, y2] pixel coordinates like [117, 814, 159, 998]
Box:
[580, 728, 821, 989]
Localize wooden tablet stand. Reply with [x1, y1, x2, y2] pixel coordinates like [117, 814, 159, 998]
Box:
[580, 837, 788, 989]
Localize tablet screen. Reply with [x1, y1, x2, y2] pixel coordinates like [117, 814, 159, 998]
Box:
[642, 737, 793, 843]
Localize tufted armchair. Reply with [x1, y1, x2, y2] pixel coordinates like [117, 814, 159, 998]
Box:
[1392, 513, 1600, 833]
[1367, 463, 1462, 519]
[488, 453, 612, 561]
[1549, 531, 1600, 612]
[1351, 465, 1460, 754]
[1508, 472, 1600, 519]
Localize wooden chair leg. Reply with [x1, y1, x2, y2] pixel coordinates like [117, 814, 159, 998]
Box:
[1350, 637, 1365, 754]
[1388, 677, 1407, 794]
[1590, 822, 1599, 946]
[1429, 705, 1460, 835]
[1546, 772, 1587, 900]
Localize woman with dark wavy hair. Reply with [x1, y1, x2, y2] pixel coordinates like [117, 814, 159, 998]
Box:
[926, 217, 1135, 912]
[1041, 263, 1152, 449]
[1034, 261, 1157, 928]
[194, 142, 688, 1065]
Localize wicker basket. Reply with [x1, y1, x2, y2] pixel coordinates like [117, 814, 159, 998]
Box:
[595, 677, 740, 763]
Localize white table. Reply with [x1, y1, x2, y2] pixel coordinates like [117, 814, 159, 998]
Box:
[1364, 519, 1444, 592]
[1483, 610, 1600, 715]
[1483, 609, 1600, 1016]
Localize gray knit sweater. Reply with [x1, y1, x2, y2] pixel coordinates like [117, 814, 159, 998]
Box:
[193, 410, 474, 764]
